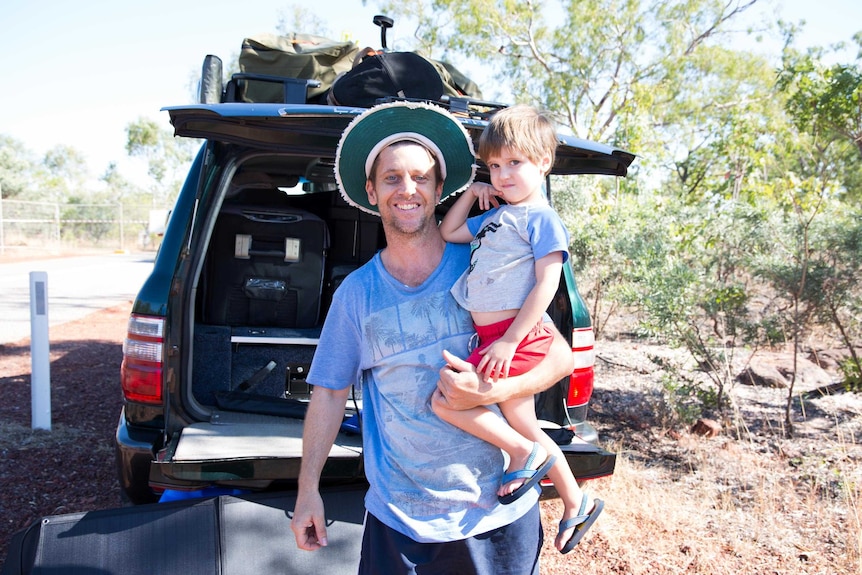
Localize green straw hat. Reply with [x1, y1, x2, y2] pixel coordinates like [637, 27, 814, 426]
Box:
[335, 101, 477, 215]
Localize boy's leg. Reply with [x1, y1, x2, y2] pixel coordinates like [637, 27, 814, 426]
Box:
[496, 396, 565, 496]
[431, 390, 536, 467]
[498, 395, 594, 552]
[432, 319, 554, 471]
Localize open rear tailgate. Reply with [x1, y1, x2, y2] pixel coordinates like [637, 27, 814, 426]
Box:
[152, 418, 363, 486]
[150, 417, 613, 490]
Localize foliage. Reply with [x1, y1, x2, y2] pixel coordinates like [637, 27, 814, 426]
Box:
[778, 36, 862, 158]
[276, 5, 330, 37]
[373, 0, 767, 174]
[555, 175, 649, 338]
[839, 357, 862, 392]
[60, 199, 115, 244]
[597, 195, 783, 412]
[0, 140, 95, 203]
[125, 117, 197, 203]
[39, 145, 91, 203]
[1, 135, 154, 206]
[649, 355, 720, 427]
[775, 32, 862, 202]
[0, 135, 39, 200]
[772, 205, 862, 388]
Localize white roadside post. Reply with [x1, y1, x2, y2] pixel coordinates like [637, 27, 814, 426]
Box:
[30, 271, 52, 431]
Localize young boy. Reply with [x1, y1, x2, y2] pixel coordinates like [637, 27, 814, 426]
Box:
[433, 104, 603, 554]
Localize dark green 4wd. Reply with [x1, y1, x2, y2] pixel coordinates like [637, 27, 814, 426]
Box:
[114, 54, 634, 504]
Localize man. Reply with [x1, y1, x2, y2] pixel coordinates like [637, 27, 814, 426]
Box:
[290, 101, 573, 574]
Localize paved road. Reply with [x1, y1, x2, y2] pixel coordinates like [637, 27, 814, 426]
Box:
[0, 253, 155, 344]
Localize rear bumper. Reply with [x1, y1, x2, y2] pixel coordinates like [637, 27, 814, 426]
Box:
[562, 441, 615, 481]
[114, 410, 161, 504]
[539, 420, 614, 497]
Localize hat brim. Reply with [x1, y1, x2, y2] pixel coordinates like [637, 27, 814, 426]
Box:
[335, 102, 476, 216]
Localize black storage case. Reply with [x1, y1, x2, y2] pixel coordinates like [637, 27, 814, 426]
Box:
[204, 205, 329, 329]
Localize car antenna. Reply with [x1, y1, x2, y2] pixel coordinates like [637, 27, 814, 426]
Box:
[373, 15, 394, 51]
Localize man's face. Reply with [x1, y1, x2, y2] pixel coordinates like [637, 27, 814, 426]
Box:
[366, 142, 443, 237]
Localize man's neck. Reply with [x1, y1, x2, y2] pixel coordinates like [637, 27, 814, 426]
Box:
[380, 229, 446, 288]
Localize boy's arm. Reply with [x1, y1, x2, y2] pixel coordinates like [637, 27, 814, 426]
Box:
[439, 182, 496, 243]
[477, 252, 564, 379]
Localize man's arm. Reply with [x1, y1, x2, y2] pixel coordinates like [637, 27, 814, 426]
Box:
[438, 324, 572, 410]
[290, 385, 351, 550]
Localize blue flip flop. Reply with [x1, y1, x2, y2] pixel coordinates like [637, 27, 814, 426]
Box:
[559, 495, 604, 554]
[498, 442, 557, 505]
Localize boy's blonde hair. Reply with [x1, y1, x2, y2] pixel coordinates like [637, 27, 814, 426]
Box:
[477, 104, 558, 176]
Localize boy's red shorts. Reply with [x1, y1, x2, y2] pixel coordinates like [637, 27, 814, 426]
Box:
[465, 318, 554, 376]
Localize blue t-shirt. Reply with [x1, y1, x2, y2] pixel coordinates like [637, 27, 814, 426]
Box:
[307, 242, 539, 542]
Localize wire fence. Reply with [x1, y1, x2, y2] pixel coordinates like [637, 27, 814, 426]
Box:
[0, 199, 172, 257]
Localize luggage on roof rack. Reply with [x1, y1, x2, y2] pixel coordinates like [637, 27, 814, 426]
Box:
[237, 33, 360, 104]
[198, 15, 494, 115]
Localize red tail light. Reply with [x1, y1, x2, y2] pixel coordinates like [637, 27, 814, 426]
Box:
[568, 327, 595, 409]
[121, 314, 165, 404]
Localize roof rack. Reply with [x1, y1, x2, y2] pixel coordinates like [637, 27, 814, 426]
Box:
[212, 68, 505, 120]
[223, 73, 321, 105]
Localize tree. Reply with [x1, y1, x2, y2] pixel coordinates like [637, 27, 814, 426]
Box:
[779, 35, 862, 153]
[802, 211, 862, 391]
[40, 145, 92, 203]
[0, 135, 39, 200]
[754, 37, 862, 429]
[126, 117, 197, 204]
[777, 35, 862, 202]
[276, 5, 330, 37]
[374, 0, 762, 151]
[616, 197, 777, 418]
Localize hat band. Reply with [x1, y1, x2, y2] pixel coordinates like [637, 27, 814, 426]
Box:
[364, 132, 447, 181]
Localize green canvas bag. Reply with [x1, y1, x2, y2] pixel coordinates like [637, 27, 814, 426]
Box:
[238, 33, 360, 103]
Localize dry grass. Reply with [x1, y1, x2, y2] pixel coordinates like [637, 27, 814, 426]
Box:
[540, 442, 860, 574]
[538, 397, 862, 574]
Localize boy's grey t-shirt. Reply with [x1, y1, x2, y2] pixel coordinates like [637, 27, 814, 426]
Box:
[451, 203, 570, 313]
[307, 242, 539, 543]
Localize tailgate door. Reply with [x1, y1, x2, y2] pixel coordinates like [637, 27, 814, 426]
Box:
[152, 416, 363, 486]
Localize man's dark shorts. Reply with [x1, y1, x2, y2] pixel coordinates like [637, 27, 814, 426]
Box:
[358, 503, 543, 575]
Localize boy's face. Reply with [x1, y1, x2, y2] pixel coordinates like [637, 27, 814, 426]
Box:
[366, 142, 443, 236]
[484, 146, 552, 205]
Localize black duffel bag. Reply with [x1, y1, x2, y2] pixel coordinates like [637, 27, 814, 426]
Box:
[329, 51, 445, 107]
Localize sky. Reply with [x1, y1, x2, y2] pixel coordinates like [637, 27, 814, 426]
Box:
[1, 0, 860, 189]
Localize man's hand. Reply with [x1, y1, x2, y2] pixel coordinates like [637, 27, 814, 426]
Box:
[439, 328, 572, 410]
[439, 350, 496, 410]
[291, 489, 329, 551]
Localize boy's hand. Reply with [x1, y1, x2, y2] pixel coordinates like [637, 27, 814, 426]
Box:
[469, 182, 500, 211]
[477, 339, 518, 382]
